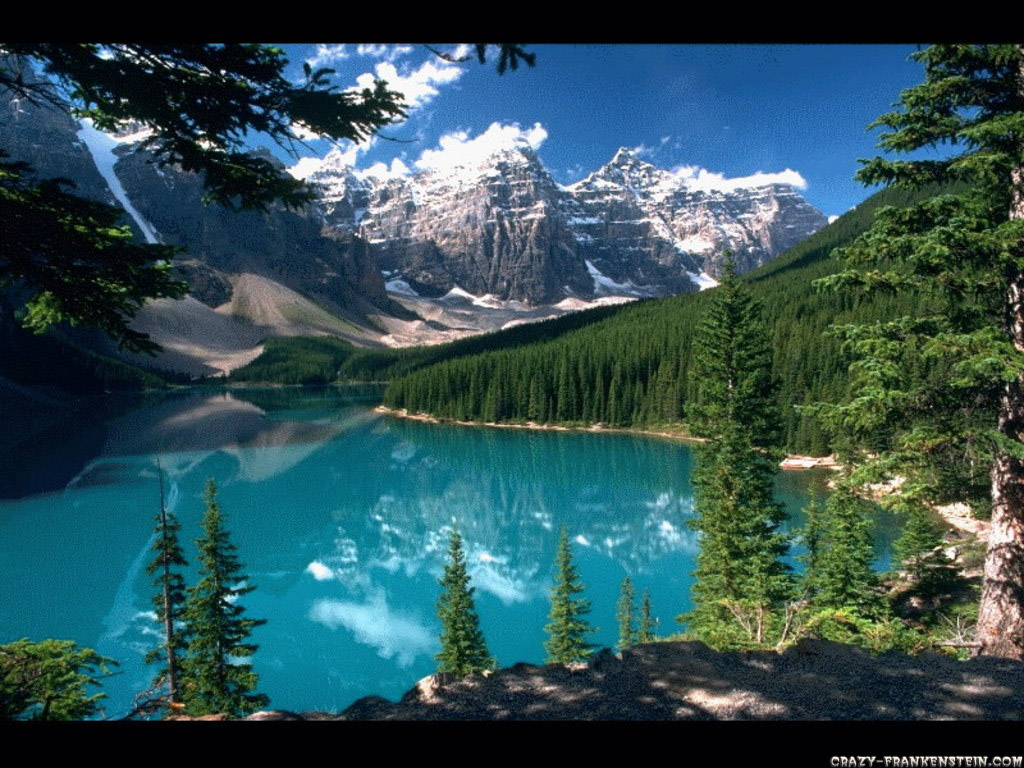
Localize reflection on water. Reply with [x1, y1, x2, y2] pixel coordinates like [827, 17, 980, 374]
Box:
[0, 387, 897, 717]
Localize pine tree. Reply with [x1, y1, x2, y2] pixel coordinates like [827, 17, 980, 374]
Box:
[180, 479, 268, 717]
[804, 483, 879, 615]
[544, 525, 595, 664]
[681, 258, 794, 649]
[143, 464, 187, 711]
[815, 45, 1024, 657]
[435, 528, 495, 680]
[616, 577, 637, 652]
[638, 589, 657, 644]
[894, 500, 947, 585]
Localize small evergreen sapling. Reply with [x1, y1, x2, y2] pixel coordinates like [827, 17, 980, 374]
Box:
[435, 528, 496, 680]
[638, 589, 657, 644]
[616, 577, 637, 652]
[180, 479, 268, 717]
[144, 463, 187, 711]
[544, 525, 595, 664]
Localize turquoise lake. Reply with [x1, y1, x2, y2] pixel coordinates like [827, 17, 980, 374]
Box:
[0, 387, 897, 718]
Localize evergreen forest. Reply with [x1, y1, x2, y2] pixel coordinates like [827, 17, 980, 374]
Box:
[380, 183, 950, 456]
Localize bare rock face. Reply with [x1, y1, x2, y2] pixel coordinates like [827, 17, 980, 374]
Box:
[320, 146, 593, 304]
[0, 70, 397, 366]
[564, 147, 829, 286]
[112, 148, 392, 319]
[310, 144, 828, 304]
[0, 57, 115, 208]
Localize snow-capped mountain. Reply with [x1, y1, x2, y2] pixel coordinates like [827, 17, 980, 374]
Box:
[2, 63, 828, 373]
[305, 144, 829, 304]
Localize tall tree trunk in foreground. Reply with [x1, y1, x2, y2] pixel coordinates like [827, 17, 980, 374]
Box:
[977, 157, 1024, 658]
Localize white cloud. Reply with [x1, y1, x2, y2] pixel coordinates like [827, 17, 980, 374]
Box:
[351, 58, 466, 111]
[308, 592, 434, 667]
[306, 44, 350, 69]
[305, 561, 335, 581]
[287, 143, 364, 180]
[633, 136, 671, 158]
[828, 214, 840, 224]
[414, 121, 549, 173]
[356, 44, 415, 61]
[671, 165, 808, 193]
[356, 157, 412, 181]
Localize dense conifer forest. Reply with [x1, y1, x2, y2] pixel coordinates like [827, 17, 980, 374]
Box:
[381, 183, 948, 455]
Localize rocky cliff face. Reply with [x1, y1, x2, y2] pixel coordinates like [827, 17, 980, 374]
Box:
[565, 147, 829, 285]
[2, 63, 829, 366]
[307, 144, 829, 303]
[0, 74, 402, 374]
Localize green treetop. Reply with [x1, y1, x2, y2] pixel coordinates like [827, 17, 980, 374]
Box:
[544, 525, 595, 664]
[638, 589, 657, 644]
[681, 258, 794, 649]
[180, 479, 268, 717]
[435, 528, 496, 679]
[143, 464, 188, 712]
[616, 576, 637, 652]
[802, 483, 879, 615]
[0, 638, 114, 720]
[814, 44, 1024, 657]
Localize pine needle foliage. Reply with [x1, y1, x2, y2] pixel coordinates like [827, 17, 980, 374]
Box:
[616, 577, 637, 651]
[180, 479, 268, 717]
[435, 528, 495, 679]
[544, 525, 595, 664]
[681, 259, 794, 649]
[144, 464, 188, 709]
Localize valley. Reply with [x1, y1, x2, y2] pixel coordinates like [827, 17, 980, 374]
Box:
[1, 44, 1020, 737]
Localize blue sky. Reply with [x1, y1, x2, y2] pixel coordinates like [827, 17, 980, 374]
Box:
[273, 44, 938, 219]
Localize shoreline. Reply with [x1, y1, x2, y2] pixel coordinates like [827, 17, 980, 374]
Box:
[375, 405, 986, 547]
[374, 406, 840, 472]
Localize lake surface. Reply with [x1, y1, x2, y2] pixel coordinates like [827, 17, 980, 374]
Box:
[0, 387, 897, 718]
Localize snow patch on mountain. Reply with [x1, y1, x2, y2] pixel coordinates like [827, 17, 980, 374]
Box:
[686, 271, 719, 291]
[585, 260, 647, 297]
[76, 119, 160, 244]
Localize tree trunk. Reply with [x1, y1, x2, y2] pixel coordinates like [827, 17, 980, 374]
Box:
[976, 139, 1024, 656]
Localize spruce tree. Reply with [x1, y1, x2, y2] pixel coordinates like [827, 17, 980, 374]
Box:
[616, 577, 637, 652]
[681, 258, 794, 649]
[435, 528, 495, 679]
[544, 525, 595, 664]
[144, 464, 187, 711]
[815, 45, 1024, 656]
[180, 479, 268, 717]
[638, 589, 657, 644]
[894, 500, 947, 585]
[804, 483, 879, 615]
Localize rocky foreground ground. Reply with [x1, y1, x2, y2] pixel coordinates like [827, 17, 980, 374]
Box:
[234, 639, 1024, 721]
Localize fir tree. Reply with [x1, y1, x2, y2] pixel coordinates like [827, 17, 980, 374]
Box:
[616, 576, 637, 652]
[0, 639, 115, 721]
[638, 589, 657, 644]
[893, 500, 947, 585]
[143, 463, 187, 711]
[435, 528, 495, 679]
[544, 525, 595, 664]
[681, 258, 794, 649]
[804, 483, 879, 615]
[815, 45, 1024, 656]
[180, 479, 268, 717]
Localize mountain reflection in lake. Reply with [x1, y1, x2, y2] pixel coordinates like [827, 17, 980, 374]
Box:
[0, 387, 896, 717]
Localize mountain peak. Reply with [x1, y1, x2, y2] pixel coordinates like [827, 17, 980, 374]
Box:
[610, 146, 638, 164]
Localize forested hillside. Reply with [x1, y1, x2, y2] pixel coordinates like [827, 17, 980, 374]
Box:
[382, 183, 947, 455]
